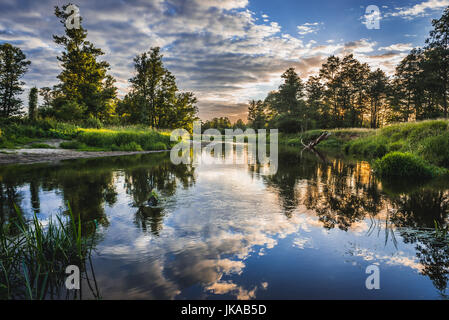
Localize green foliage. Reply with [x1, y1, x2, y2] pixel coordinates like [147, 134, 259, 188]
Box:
[273, 113, 304, 134]
[0, 119, 79, 148]
[28, 87, 38, 121]
[373, 152, 439, 178]
[151, 142, 168, 151]
[113, 142, 143, 152]
[117, 47, 198, 130]
[247, 100, 268, 129]
[0, 205, 95, 299]
[82, 117, 103, 129]
[203, 117, 233, 133]
[53, 100, 87, 122]
[75, 128, 171, 151]
[0, 43, 31, 118]
[52, 4, 117, 121]
[346, 120, 449, 166]
[418, 132, 449, 167]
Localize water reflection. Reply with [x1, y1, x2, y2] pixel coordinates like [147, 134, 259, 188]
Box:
[1, 146, 449, 299]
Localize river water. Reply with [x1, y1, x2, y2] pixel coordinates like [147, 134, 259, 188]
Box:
[1, 145, 449, 299]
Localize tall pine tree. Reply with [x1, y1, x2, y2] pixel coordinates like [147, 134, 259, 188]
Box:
[28, 87, 38, 121]
[53, 4, 117, 121]
[0, 43, 30, 118]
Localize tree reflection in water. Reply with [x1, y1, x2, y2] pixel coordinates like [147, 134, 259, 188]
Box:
[2, 147, 449, 298]
[257, 146, 449, 297]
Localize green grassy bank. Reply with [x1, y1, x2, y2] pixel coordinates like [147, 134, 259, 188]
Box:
[0, 119, 173, 152]
[280, 119, 449, 178]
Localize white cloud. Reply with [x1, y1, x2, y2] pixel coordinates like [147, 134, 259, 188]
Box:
[391, 0, 449, 18]
[297, 22, 322, 35]
[378, 43, 413, 52]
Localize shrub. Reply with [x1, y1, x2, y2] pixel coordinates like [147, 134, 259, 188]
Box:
[118, 142, 143, 151]
[418, 133, 449, 168]
[53, 100, 86, 122]
[151, 142, 168, 151]
[388, 142, 404, 152]
[76, 128, 171, 151]
[373, 152, 436, 178]
[82, 117, 103, 129]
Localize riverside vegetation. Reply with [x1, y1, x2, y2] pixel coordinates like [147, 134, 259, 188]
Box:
[0, 204, 99, 300]
[0, 119, 172, 152]
[280, 119, 449, 179]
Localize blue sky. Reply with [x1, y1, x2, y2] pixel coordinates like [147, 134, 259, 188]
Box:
[1, 0, 448, 121]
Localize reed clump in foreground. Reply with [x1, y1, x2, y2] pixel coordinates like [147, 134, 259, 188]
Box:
[0, 204, 99, 300]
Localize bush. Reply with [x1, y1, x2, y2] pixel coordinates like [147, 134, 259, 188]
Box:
[82, 117, 103, 129]
[151, 142, 168, 151]
[117, 142, 143, 151]
[388, 142, 404, 152]
[373, 152, 436, 178]
[53, 100, 87, 122]
[76, 128, 172, 151]
[418, 133, 449, 168]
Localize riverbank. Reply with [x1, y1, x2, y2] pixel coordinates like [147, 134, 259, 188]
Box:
[280, 119, 449, 178]
[0, 147, 170, 165]
[0, 119, 175, 164]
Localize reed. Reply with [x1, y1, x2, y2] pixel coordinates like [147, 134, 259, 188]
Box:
[0, 204, 98, 300]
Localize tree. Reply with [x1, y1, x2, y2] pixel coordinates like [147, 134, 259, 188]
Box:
[28, 87, 38, 121]
[306, 76, 328, 128]
[319, 55, 341, 127]
[247, 100, 267, 129]
[53, 4, 117, 121]
[425, 6, 449, 118]
[128, 48, 165, 126]
[367, 69, 388, 128]
[123, 47, 198, 129]
[0, 43, 30, 118]
[394, 49, 425, 121]
[233, 119, 246, 131]
[273, 68, 305, 115]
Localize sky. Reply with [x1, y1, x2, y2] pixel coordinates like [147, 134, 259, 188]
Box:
[1, 0, 449, 122]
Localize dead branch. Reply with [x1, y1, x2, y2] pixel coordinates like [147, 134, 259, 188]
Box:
[301, 131, 332, 150]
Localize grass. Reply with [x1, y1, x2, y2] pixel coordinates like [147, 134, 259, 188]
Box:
[29, 143, 55, 149]
[280, 119, 449, 178]
[373, 152, 444, 178]
[280, 128, 372, 153]
[0, 119, 173, 152]
[0, 204, 98, 300]
[71, 128, 171, 151]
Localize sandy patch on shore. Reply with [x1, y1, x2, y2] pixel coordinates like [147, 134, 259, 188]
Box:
[0, 148, 169, 165]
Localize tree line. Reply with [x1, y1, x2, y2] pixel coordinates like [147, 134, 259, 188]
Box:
[0, 4, 198, 130]
[243, 7, 449, 132]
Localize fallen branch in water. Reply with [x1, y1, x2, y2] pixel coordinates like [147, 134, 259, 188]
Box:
[301, 131, 332, 150]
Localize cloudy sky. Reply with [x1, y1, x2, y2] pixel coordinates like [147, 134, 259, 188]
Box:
[1, 0, 448, 121]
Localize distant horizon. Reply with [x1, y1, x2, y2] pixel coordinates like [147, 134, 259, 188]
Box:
[1, 0, 448, 122]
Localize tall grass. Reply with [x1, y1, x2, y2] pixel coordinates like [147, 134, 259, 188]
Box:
[345, 119, 449, 159]
[68, 128, 172, 151]
[279, 119, 449, 178]
[0, 118, 173, 151]
[0, 204, 99, 300]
